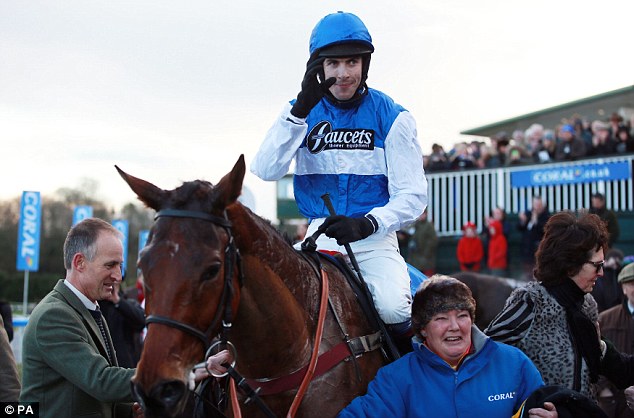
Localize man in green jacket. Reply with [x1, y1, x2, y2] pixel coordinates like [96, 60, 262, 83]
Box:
[20, 218, 142, 418]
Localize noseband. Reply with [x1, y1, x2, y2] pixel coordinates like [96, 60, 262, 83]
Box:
[144, 208, 242, 350]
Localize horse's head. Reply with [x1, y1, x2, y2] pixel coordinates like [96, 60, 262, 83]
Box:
[117, 156, 245, 418]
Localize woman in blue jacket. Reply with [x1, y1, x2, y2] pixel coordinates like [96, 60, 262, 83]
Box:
[337, 275, 558, 418]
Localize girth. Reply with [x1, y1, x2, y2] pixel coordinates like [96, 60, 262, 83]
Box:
[245, 331, 382, 396]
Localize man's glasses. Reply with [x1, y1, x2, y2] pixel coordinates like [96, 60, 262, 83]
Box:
[585, 260, 605, 273]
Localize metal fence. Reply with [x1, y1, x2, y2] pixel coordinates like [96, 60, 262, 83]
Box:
[427, 155, 634, 237]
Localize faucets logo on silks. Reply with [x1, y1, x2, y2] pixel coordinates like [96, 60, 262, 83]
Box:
[306, 121, 375, 154]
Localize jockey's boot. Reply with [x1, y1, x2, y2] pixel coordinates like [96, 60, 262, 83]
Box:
[386, 320, 414, 355]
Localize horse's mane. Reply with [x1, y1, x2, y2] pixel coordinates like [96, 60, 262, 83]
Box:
[171, 179, 295, 248]
[239, 201, 295, 247]
[170, 180, 215, 211]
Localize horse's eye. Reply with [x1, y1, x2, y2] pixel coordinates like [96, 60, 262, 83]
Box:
[201, 264, 221, 282]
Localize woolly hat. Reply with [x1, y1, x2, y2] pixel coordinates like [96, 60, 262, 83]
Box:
[411, 275, 476, 332]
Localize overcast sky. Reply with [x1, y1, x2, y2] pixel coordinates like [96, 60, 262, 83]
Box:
[1, 0, 632, 220]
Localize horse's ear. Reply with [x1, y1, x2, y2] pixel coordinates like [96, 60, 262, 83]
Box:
[115, 165, 167, 211]
[214, 155, 246, 209]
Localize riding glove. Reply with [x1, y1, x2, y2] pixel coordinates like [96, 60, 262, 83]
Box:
[318, 215, 378, 246]
[290, 57, 336, 118]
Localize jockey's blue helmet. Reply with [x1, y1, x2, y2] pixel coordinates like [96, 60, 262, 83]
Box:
[309, 11, 374, 58]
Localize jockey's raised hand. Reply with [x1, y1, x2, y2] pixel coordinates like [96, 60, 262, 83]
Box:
[290, 56, 336, 118]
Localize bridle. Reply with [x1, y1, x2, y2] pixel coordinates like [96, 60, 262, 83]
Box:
[140, 208, 346, 418]
[141, 208, 279, 418]
[144, 208, 243, 351]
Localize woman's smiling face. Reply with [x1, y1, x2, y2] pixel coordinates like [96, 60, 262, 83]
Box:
[422, 309, 472, 366]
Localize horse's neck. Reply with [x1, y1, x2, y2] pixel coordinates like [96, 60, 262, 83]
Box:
[230, 256, 319, 378]
[227, 204, 316, 377]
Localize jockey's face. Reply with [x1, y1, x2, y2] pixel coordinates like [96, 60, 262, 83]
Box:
[323, 56, 362, 101]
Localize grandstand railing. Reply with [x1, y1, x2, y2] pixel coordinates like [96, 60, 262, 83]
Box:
[427, 155, 634, 237]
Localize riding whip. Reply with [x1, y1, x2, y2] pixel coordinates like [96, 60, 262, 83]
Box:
[316, 193, 401, 362]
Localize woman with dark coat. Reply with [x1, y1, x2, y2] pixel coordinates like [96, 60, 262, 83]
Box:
[486, 212, 609, 400]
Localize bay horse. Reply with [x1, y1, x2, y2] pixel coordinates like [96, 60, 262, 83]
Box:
[117, 155, 384, 418]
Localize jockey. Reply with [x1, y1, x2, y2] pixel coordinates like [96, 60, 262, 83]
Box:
[250, 11, 428, 346]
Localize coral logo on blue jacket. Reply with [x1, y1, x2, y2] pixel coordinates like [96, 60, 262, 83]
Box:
[306, 121, 375, 154]
[487, 391, 516, 401]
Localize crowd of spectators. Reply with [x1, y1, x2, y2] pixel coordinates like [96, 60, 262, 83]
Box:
[425, 112, 634, 172]
[399, 192, 623, 285]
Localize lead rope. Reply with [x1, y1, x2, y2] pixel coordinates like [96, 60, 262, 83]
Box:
[286, 268, 329, 418]
[229, 379, 241, 418]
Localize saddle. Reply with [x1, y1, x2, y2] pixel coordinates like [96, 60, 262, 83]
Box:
[312, 250, 427, 356]
[318, 251, 378, 326]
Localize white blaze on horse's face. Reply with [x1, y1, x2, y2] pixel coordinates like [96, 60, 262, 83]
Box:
[166, 241, 180, 257]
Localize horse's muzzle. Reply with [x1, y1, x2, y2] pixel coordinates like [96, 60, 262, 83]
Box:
[131, 379, 188, 418]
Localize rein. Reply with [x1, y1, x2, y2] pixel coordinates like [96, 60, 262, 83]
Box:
[287, 267, 329, 417]
[224, 259, 331, 418]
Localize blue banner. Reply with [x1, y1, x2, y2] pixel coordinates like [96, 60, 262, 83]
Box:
[138, 230, 149, 255]
[73, 205, 93, 225]
[511, 161, 631, 188]
[112, 219, 129, 277]
[16, 191, 42, 272]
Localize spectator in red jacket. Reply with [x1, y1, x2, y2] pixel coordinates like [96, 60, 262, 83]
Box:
[487, 218, 508, 276]
[457, 221, 483, 272]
